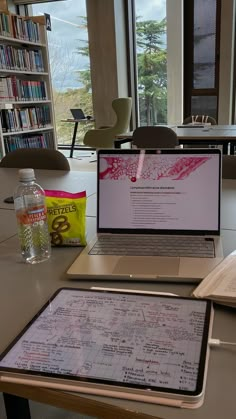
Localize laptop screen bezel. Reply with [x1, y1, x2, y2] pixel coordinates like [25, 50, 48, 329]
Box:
[97, 148, 221, 236]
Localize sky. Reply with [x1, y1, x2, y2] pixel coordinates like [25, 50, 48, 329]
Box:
[32, 0, 166, 91]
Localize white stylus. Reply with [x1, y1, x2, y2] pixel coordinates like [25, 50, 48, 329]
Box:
[90, 287, 178, 296]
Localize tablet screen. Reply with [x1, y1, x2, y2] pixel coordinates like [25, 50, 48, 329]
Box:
[0, 288, 211, 397]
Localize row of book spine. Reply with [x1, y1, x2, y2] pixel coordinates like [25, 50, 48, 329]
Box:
[0, 76, 48, 101]
[0, 105, 51, 133]
[4, 131, 54, 153]
[0, 44, 44, 72]
[0, 13, 41, 43]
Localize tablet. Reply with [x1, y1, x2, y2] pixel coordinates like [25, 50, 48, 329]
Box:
[0, 288, 213, 408]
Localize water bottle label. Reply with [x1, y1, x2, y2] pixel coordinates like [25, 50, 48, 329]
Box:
[16, 206, 47, 225]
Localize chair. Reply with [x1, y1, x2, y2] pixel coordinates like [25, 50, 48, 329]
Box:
[222, 155, 236, 179]
[83, 97, 132, 148]
[0, 148, 70, 170]
[183, 115, 217, 125]
[132, 126, 178, 148]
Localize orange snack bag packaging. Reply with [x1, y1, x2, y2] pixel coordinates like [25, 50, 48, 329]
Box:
[45, 190, 86, 246]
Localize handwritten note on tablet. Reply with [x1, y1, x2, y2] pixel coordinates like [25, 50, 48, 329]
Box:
[0, 289, 210, 394]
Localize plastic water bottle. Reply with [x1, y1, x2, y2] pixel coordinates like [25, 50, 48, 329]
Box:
[13, 168, 51, 264]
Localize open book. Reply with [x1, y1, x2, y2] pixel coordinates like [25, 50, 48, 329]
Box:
[193, 251, 236, 307]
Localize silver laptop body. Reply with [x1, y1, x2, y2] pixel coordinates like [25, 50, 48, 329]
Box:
[67, 148, 223, 282]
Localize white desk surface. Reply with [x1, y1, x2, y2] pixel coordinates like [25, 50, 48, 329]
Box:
[0, 168, 97, 210]
[0, 172, 236, 419]
[115, 125, 236, 140]
[175, 126, 236, 140]
[0, 209, 16, 243]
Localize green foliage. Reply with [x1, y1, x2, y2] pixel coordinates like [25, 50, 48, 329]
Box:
[53, 15, 93, 146]
[136, 18, 167, 125]
[53, 14, 168, 143]
[53, 88, 94, 145]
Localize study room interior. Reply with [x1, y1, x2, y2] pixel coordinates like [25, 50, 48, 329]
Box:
[1, 1, 236, 419]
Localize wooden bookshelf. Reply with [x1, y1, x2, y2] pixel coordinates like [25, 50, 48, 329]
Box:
[0, 8, 56, 158]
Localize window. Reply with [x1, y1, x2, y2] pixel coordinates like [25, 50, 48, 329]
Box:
[184, 0, 221, 121]
[133, 0, 167, 126]
[31, 0, 93, 146]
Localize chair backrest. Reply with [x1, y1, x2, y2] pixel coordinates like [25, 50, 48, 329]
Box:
[112, 97, 132, 133]
[183, 115, 217, 125]
[0, 148, 70, 170]
[132, 126, 178, 148]
[222, 155, 236, 179]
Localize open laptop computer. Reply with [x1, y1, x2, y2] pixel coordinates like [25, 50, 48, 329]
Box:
[70, 108, 85, 120]
[67, 148, 223, 282]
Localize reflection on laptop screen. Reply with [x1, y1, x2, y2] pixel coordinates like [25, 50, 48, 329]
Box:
[98, 150, 221, 233]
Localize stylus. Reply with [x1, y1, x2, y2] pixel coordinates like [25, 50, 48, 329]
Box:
[90, 287, 179, 296]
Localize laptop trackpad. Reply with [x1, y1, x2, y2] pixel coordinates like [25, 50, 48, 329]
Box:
[113, 257, 180, 276]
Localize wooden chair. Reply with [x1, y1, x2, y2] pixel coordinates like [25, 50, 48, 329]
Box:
[183, 115, 217, 125]
[132, 126, 178, 148]
[0, 148, 70, 170]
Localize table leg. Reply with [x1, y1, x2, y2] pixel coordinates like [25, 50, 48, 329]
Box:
[230, 142, 235, 155]
[70, 122, 79, 158]
[3, 393, 31, 419]
[222, 142, 228, 155]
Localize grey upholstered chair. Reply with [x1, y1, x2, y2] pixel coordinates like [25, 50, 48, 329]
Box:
[0, 148, 70, 170]
[132, 126, 178, 148]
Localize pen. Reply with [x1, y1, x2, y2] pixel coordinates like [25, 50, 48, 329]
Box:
[90, 286, 178, 296]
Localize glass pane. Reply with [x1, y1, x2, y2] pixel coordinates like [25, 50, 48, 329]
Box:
[191, 96, 217, 119]
[135, 0, 167, 126]
[193, 0, 217, 89]
[32, 0, 93, 146]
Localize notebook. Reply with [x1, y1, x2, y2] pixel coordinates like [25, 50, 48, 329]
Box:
[67, 148, 223, 282]
[0, 288, 213, 409]
[70, 108, 85, 120]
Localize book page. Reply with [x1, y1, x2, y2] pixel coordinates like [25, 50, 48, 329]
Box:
[193, 251, 236, 300]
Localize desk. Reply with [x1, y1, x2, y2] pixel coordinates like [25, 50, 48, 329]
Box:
[115, 125, 236, 154]
[60, 118, 95, 158]
[1, 174, 236, 419]
[0, 168, 97, 214]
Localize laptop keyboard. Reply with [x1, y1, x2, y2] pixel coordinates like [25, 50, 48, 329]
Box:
[89, 235, 215, 258]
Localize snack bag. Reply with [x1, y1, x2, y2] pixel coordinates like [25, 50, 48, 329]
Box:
[45, 190, 86, 246]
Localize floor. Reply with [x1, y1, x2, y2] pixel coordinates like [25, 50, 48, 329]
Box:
[62, 150, 97, 172]
[0, 150, 97, 418]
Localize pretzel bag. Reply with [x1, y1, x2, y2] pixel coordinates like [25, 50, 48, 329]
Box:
[45, 190, 87, 246]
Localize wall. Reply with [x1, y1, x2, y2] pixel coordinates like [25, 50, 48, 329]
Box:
[86, 0, 129, 128]
[167, 0, 183, 125]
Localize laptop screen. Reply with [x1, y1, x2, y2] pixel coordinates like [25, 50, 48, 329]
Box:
[97, 149, 221, 235]
[70, 109, 85, 119]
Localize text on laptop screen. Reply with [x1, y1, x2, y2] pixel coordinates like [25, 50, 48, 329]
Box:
[98, 150, 220, 232]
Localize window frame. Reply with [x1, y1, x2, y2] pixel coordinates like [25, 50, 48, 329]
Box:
[183, 0, 221, 121]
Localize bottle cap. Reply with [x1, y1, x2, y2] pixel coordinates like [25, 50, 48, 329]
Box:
[19, 168, 36, 182]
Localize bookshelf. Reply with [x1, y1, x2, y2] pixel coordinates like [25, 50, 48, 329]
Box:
[0, 6, 56, 158]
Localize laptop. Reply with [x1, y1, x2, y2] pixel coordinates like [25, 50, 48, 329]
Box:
[67, 148, 223, 282]
[70, 108, 85, 120]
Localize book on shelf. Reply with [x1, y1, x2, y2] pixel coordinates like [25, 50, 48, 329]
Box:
[193, 250, 236, 308]
[0, 11, 41, 43]
[0, 44, 44, 72]
[0, 76, 48, 101]
[4, 131, 54, 152]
